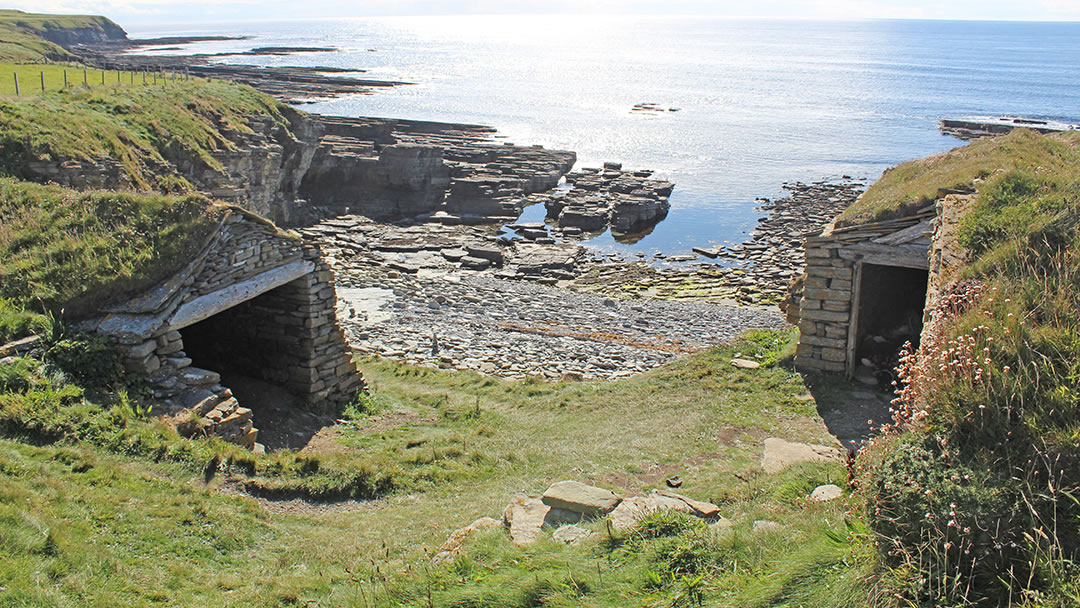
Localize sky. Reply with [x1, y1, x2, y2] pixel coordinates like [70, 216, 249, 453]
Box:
[7, 0, 1080, 25]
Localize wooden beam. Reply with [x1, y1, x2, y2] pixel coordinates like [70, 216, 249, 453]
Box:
[846, 261, 865, 377]
[838, 242, 929, 269]
[871, 219, 934, 246]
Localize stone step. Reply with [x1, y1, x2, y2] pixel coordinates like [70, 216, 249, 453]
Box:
[215, 412, 251, 436]
[179, 367, 222, 386]
[219, 419, 254, 442]
[212, 397, 239, 418]
[235, 428, 259, 450]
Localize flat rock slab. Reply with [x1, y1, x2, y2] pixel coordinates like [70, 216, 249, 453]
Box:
[552, 525, 595, 545]
[608, 491, 723, 530]
[502, 495, 549, 546]
[810, 484, 843, 502]
[431, 517, 501, 565]
[653, 490, 721, 518]
[541, 481, 621, 517]
[730, 358, 761, 369]
[761, 437, 842, 474]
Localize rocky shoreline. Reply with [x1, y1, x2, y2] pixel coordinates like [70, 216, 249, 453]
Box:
[298, 178, 860, 379]
[314, 236, 786, 380]
[74, 40, 409, 103]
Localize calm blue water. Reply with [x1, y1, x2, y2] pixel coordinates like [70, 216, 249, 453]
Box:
[129, 16, 1080, 255]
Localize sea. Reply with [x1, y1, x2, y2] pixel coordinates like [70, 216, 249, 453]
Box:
[127, 16, 1080, 257]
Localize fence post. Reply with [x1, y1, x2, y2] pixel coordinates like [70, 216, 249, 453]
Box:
[83, 69, 88, 86]
[64, 70, 68, 88]
[117, 71, 121, 85]
[101, 71, 105, 85]
[40, 71, 44, 92]
[13, 72, 18, 96]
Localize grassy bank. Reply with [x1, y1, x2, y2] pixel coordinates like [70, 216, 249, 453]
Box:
[0, 74, 295, 189]
[837, 130, 1080, 227]
[0, 178, 225, 317]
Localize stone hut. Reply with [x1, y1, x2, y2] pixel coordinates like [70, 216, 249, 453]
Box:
[75, 208, 363, 450]
[790, 195, 976, 382]
[791, 195, 974, 383]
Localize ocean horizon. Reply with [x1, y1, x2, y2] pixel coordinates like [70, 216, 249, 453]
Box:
[129, 15, 1080, 256]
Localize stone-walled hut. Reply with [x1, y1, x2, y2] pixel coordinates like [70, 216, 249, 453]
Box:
[75, 208, 363, 450]
[791, 195, 975, 383]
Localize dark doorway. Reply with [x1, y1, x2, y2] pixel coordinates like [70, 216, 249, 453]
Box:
[853, 263, 929, 384]
[179, 288, 291, 385]
[178, 284, 331, 450]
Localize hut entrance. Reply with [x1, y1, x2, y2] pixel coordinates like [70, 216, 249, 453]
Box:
[178, 282, 296, 388]
[849, 263, 929, 385]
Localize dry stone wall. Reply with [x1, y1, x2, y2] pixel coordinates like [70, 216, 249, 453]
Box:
[925, 194, 976, 312]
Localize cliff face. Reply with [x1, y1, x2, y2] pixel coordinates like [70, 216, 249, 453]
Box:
[34, 18, 127, 46]
[24, 109, 579, 228]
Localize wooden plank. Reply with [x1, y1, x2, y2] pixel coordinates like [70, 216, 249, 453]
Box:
[839, 242, 929, 269]
[871, 219, 934, 246]
[846, 261, 865, 377]
[167, 259, 314, 330]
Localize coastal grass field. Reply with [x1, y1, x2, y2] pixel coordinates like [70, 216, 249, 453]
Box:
[0, 327, 883, 607]
[837, 129, 1080, 226]
[0, 62, 171, 96]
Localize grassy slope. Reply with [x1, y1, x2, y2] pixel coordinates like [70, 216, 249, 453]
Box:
[0, 331, 883, 607]
[837, 130, 1080, 227]
[0, 75, 294, 189]
[0, 178, 224, 317]
[0, 10, 125, 62]
[857, 130, 1080, 605]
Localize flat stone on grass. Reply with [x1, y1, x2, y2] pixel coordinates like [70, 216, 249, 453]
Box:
[502, 495, 550, 546]
[541, 480, 621, 517]
[761, 437, 842, 474]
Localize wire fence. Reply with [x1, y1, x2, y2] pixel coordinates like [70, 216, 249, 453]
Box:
[6, 65, 193, 96]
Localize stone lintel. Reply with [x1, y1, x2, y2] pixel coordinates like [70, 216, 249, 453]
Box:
[167, 259, 315, 331]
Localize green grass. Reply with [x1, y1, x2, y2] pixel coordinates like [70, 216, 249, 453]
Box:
[0, 75, 296, 189]
[0, 329, 887, 606]
[0, 178, 226, 317]
[0, 10, 125, 62]
[837, 129, 1080, 227]
[0, 62, 157, 96]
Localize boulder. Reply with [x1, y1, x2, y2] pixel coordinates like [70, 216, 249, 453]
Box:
[810, 484, 843, 502]
[653, 490, 721, 518]
[730, 358, 761, 369]
[502, 495, 549, 546]
[541, 481, 621, 517]
[552, 525, 595, 545]
[459, 256, 492, 270]
[465, 244, 504, 264]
